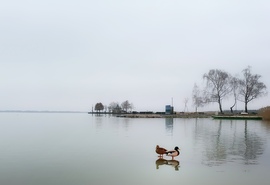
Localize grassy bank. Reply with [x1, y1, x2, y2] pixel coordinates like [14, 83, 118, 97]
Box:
[259, 106, 270, 120]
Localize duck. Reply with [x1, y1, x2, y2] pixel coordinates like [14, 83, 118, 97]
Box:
[166, 146, 180, 160]
[156, 145, 167, 158]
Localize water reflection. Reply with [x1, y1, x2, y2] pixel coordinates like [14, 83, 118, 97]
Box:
[95, 114, 103, 129]
[204, 120, 227, 166]
[242, 120, 264, 164]
[262, 120, 270, 133]
[155, 158, 180, 171]
[196, 119, 265, 166]
[121, 118, 131, 131]
[94, 115, 131, 132]
[165, 118, 173, 136]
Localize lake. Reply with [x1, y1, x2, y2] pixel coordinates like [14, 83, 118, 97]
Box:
[0, 113, 270, 185]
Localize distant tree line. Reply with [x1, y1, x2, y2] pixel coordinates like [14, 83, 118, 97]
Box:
[93, 100, 134, 113]
[192, 66, 267, 114]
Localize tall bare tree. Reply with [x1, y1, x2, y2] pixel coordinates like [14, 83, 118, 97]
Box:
[192, 83, 204, 112]
[238, 66, 267, 112]
[183, 98, 189, 112]
[203, 69, 232, 113]
[230, 76, 240, 113]
[121, 100, 133, 113]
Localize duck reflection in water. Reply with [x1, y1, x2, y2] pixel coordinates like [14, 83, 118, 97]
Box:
[155, 158, 180, 171]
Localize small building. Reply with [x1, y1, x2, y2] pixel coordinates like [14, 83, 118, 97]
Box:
[165, 105, 174, 114]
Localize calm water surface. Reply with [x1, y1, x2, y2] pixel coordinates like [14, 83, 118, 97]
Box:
[0, 113, 270, 185]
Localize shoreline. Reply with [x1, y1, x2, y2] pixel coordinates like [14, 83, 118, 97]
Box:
[88, 112, 214, 118]
[116, 113, 212, 118]
[89, 111, 269, 120]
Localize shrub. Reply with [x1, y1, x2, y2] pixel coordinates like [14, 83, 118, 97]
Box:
[259, 106, 270, 120]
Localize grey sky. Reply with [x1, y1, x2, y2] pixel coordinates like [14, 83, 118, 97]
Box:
[1, 0, 269, 112]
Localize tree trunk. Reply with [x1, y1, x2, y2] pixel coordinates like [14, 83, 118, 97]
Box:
[218, 98, 223, 114]
[219, 103, 223, 114]
[245, 102, 248, 113]
[230, 100, 236, 113]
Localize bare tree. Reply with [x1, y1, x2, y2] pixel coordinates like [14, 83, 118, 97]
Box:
[108, 102, 121, 113]
[95, 102, 104, 113]
[121, 100, 133, 113]
[184, 98, 189, 112]
[192, 83, 204, 112]
[229, 76, 240, 113]
[238, 66, 267, 113]
[203, 69, 232, 113]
